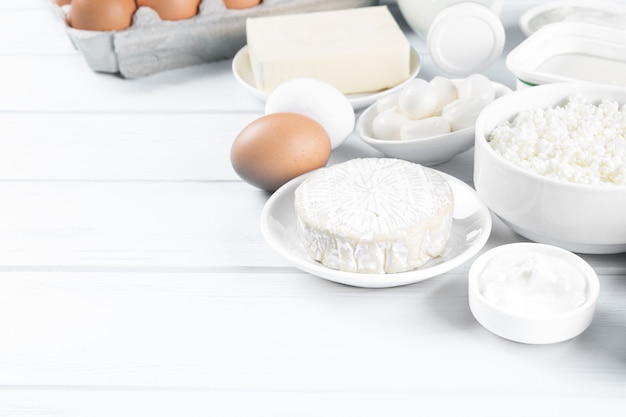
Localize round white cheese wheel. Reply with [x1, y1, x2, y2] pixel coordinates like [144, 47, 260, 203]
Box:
[294, 158, 454, 274]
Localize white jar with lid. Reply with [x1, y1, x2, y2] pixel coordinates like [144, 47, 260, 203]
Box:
[397, 0, 505, 76]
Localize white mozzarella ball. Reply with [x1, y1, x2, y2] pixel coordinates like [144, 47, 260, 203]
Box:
[376, 92, 400, 114]
[401, 116, 451, 140]
[457, 73, 495, 102]
[430, 76, 458, 115]
[265, 78, 355, 149]
[372, 108, 410, 140]
[442, 96, 491, 131]
[398, 78, 439, 120]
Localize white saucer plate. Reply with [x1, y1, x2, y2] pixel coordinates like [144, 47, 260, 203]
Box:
[232, 45, 421, 110]
[260, 169, 492, 288]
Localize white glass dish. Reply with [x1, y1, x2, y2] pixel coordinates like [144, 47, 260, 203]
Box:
[355, 80, 511, 166]
[260, 168, 492, 288]
[232, 45, 421, 110]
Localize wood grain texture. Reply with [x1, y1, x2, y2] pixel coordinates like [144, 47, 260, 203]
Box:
[0, 1, 625, 416]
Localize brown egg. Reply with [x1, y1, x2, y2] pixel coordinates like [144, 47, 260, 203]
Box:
[55, 0, 71, 5]
[137, 0, 201, 21]
[223, 0, 262, 9]
[69, 0, 137, 31]
[231, 113, 331, 192]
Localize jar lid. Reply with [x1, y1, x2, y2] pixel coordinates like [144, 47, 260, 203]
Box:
[427, 2, 505, 76]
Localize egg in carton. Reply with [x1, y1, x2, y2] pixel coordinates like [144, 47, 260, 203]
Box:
[50, 0, 379, 79]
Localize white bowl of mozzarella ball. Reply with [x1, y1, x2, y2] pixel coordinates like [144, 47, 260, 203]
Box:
[355, 74, 511, 166]
[474, 82, 626, 254]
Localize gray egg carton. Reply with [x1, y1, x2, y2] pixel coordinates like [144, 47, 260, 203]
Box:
[51, 0, 379, 79]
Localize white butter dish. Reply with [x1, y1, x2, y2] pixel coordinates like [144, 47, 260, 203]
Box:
[506, 21, 626, 89]
[468, 243, 599, 344]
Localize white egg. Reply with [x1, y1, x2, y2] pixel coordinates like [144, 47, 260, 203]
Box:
[430, 76, 458, 115]
[372, 108, 409, 140]
[265, 78, 355, 149]
[398, 78, 439, 120]
[442, 96, 491, 131]
[401, 116, 451, 140]
[376, 91, 400, 114]
[457, 73, 495, 102]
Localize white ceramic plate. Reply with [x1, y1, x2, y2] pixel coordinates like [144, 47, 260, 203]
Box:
[355, 80, 511, 166]
[232, 45, 421, 110]
[260, 168, 492, 288]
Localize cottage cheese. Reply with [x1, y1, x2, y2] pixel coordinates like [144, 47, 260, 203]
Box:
[477, 251, 588, 317]
[487, 95, 626, 185]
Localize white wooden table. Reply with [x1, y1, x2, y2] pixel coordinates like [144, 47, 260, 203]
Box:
[1, 1, 625, 415]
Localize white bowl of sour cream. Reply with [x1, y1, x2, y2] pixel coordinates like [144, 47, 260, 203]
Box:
[468, 243, 599, 344]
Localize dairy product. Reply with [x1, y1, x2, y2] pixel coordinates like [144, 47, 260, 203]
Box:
[245, 6, 411, 94]
[51, 0, 378, 78]
[487, 95, 626, 185]
[294, 158, 454, 274]
[468, 242, 599, 344]
[477, 251, 588, 316]
[370, 74, 497, 141]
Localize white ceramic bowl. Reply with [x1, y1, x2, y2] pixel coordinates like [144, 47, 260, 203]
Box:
[356, 81, 510, 166]
[474, 82, 626, 254]
[468, 243, 599, 344]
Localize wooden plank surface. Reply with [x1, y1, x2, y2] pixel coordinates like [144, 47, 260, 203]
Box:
[1, 1, 625, 416]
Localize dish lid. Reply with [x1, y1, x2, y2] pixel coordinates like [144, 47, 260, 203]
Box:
[231, 45, 421, 110]
[506, 21, 626, 87]
[427, 2, 505, 76]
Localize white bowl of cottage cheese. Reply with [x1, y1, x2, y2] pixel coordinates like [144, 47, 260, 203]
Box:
[474, 82, 626, 254]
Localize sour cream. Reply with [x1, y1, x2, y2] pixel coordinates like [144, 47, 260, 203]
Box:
[477, 251, 588, 317]
[469, 243, 599, 344]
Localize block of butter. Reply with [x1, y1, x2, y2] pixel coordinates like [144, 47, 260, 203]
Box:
[245, 6, 411, 94]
